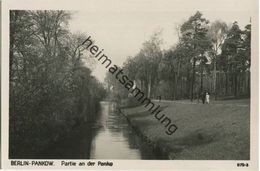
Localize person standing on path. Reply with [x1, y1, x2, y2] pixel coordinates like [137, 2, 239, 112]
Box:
[206, 92, 210, 104]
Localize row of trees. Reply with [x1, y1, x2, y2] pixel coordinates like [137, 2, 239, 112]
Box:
[9, 10, 106, 158]
[106, 11, 251, 101]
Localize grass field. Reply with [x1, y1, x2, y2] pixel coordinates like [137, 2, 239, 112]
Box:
[121, 99, 250, 160]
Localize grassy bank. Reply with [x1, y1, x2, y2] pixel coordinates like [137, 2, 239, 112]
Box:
[121, 99, 250, 160]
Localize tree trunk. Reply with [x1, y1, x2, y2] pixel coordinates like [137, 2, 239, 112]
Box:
[187, 72, 190, 99]
[147, 74, 151, 98]
[234, 73, 238, 97]
[191, 59, 196, 101]
[200, 72, 203, 92]
[172, 73, 176, 100]
[213, 57, 217, 99]
[238, 73, 241, 95]
[200, 65, 203, 93]
[225, 72, 228, 96]
[175, 60, 180, 100]
[174, 74, 178, 100]
[180, 76, 183, 99]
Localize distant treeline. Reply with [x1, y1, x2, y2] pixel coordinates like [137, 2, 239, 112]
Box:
[105, 11, 251, 101]
[9, 10, 106, 158]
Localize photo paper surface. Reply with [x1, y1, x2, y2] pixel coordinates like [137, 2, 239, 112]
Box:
[1, 0, 259, 170]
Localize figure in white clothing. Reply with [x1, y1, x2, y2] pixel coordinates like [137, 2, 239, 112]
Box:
[205, 92, 210, 104]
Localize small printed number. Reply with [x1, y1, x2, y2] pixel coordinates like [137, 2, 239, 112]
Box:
[237, 163, 249, 167]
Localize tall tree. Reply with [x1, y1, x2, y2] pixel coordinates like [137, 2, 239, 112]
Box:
[208, 20, 228, 98]
[180, 11, 211, 101]
[221, 21, 243, 97]
[158, 49, 177, 99]
[127, 31, 163, 98]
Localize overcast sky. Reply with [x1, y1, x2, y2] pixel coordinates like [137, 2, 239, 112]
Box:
[68, 0, 254, 82]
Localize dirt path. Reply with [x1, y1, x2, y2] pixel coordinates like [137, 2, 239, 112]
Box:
[153, 99, 249, 107]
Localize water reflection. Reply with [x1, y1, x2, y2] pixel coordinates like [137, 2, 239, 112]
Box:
[91, 102, 140, 159]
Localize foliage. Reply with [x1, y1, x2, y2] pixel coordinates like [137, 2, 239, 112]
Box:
[9, 10, 105, 158]
[105, 11, 251, 102]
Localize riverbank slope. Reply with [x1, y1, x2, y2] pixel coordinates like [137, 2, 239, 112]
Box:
[120, 99, 250, 160]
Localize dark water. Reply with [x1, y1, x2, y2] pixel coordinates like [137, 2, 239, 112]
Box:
[90, 101, 158, 159]
[40, 101, 161, 159]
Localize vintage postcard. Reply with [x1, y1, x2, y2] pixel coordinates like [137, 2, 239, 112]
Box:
[1, 0, 259, 170]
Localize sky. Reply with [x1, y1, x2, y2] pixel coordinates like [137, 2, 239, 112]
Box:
[68, 0, 254, 82]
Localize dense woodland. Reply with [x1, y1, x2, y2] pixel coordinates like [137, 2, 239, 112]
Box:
[105, 11, 251, 101]
[9, 10, 106, 158]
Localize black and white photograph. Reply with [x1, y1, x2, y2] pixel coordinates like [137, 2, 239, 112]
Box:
[1, 0, 259, 170]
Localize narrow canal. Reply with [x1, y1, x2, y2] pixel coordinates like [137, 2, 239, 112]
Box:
[90, 101, 158, 159]
[40, 101, 164, 159]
